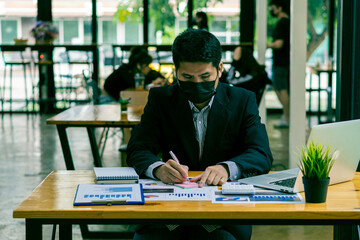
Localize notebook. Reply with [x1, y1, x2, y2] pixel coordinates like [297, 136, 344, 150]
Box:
[73, 183, 145, 206]
[174, 181, 199, 189]
[238, 119, 360, 193]
[94, 167, 139, 184]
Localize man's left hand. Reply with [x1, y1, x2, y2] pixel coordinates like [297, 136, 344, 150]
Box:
[190, 165, 229, 187]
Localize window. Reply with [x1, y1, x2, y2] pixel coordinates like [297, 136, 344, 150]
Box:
[102, 20, 117, 43]
[63, 20, 79, 43]
[125, 21, 141, 44]
[84, 20, 92, 43]
[1, 20, 17, 43]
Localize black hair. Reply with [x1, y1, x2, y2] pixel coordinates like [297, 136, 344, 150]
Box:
[128, 46, 152, 67]
[269, 0, 290, 14]
[195, 11, 209, 30]
[172, 28, 222, 69]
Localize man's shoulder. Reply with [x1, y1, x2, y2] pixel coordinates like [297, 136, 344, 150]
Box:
[148, 84, 178, 98]
[220, 82, 254, 97]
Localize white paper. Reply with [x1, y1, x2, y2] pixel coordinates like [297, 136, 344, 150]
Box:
[74, 184, 143, 205]
[212, 189, 304, 204]
[139, 178, 217, 201]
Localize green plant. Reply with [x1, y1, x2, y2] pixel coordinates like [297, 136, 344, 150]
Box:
[119, 97, 131, 105]
[297, 141, 335, 179]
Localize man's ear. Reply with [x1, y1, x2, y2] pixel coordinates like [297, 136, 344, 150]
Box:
[218, 62, 223, 78]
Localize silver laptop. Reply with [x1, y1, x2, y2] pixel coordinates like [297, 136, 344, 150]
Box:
[238, 119, 360, 193]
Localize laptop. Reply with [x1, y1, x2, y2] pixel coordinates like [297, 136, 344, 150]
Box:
[238, 119, 360, 193]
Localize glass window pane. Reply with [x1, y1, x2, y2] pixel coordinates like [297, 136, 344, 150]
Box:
[217, 36, 226, 43]
[125, 21, 140, 44]
[179, 20, 187, 31]
[111, 0, 143, 44]
[1, 20, 17, 43]
[102, 20, 117, 43]
[63, 20, 79, 43]
[84, 20, 92, 43]
[211, 20, 226, 32]
[149, 0, 177, 44]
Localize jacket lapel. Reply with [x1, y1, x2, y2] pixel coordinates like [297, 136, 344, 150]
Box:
[201, 84, 232, 165]
[171, 86, 200, 169]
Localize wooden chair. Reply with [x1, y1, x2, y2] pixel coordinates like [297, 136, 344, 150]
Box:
[120, 89, 149, 106]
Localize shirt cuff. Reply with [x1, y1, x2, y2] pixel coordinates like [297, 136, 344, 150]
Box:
[218, 161, 241, 181]
[145, 161, 165, 179]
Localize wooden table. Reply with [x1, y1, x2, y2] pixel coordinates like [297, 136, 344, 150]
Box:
[13, 171, 360, 240]
[46, 104, 144, 170]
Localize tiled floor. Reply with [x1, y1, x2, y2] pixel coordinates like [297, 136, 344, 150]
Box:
[0, 113, 332, 239]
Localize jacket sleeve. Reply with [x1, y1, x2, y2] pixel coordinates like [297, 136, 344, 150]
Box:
[230, 92, 273, 178]
[126, 89, 164, 176]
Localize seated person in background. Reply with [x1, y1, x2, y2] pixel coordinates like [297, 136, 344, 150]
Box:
[127, 29, 273, 240]
[220, 46, 271, 105]
[194, 11, 209, 31]
[103, 46, 166, 101]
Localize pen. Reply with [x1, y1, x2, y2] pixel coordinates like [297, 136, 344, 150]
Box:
[169, 150, 180, 164]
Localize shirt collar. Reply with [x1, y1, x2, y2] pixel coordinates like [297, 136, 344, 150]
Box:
[188, 95, 215, 113]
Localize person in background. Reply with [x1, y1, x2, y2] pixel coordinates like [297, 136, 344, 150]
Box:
[220, 46, 271, 105]
[267, 0, 290, 128]
[103, 46, 166, 101]
[194, 11, 209, 31]
[127, 29, 273, 240]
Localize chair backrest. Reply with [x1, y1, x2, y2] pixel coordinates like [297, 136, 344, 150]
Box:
[120, 90, 149, 106]
[82, 69, 100, 104]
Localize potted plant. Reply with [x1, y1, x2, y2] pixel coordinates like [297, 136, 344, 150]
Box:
[298, 141, 336, 203]
[119, 98, 131, 111]
[30, 21, 59, 44]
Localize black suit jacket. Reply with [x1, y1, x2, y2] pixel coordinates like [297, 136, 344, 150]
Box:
[127, 82, 273, 179]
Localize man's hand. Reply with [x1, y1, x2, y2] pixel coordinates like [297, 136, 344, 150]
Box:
[190, 165, 229, 187]
[154, 159, 188, 184]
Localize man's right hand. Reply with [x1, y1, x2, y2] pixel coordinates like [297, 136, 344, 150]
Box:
[154, 160, 188, 184]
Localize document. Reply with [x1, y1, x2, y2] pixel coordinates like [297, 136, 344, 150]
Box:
[212, 189, 304, 204]
[73, 183, 144, 206]
[139, 179, 216, 201]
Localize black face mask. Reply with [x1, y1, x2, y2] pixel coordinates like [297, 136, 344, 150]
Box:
[178, 80, 216, 104]
[270, 10, 277, 17]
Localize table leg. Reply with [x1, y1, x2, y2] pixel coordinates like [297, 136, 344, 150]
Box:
[59, 223, 72, 240]
[57, 125, 75, 170]
[326, 72, 333, 122]
[318, 73, 322, 124]
[309, 72, 312, 113]
[26, 219, 42, 240]
[87, 127, 102, 167]
[334, 225, 359, 240]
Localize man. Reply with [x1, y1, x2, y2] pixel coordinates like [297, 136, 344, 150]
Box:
[267, 0, 290, 128]
[127, 29, 273, 240]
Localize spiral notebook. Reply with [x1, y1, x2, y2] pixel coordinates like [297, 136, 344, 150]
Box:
[94, 167, 139, 184]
